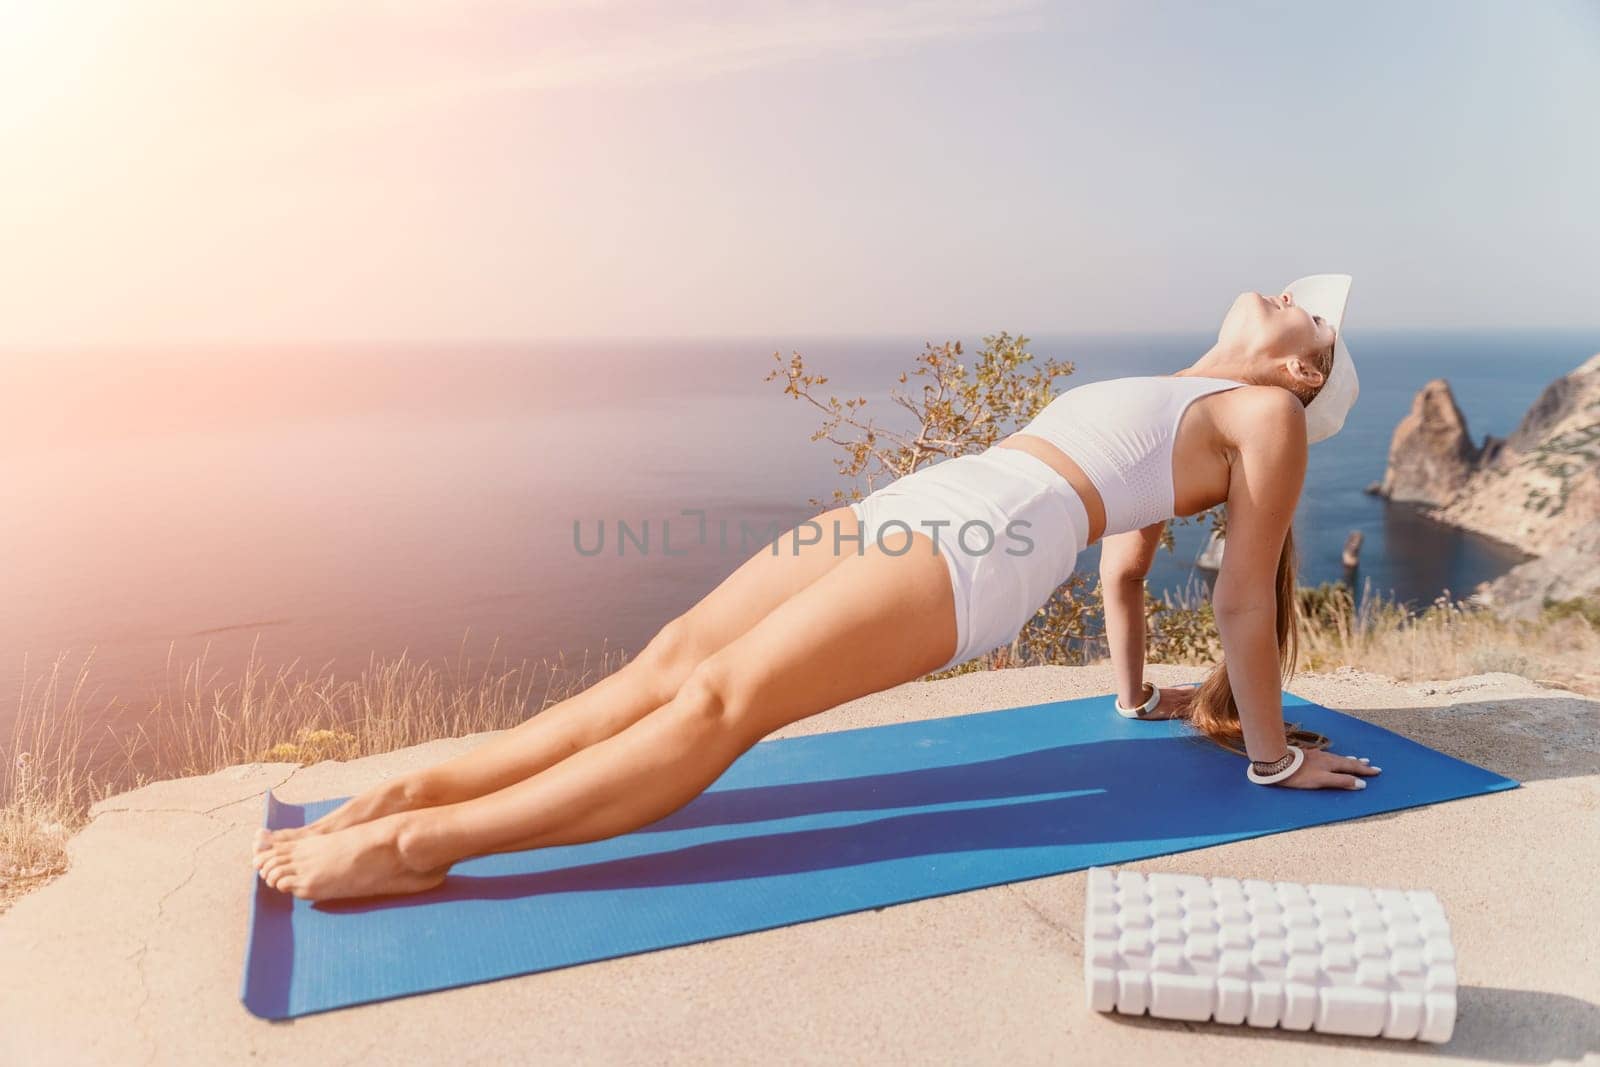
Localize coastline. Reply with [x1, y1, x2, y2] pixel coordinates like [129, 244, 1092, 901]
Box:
[1368, 353, 1600, 614]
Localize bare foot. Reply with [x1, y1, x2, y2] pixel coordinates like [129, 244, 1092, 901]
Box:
[254, 813, 450, 902]
[253, 776, 419, 857]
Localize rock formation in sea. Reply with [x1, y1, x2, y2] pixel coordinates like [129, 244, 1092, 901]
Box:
[1372, 379, 1485, 505]
[1374, 353, 1600, 616]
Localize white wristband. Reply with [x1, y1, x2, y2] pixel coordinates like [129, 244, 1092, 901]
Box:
[1114, 683, 1161, 719]
[1246, 745, 1305, 785]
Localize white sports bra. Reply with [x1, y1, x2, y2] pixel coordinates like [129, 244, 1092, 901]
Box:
[1012, 375, 1246, 537]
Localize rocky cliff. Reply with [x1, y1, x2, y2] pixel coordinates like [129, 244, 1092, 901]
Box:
[1374, 353, 1600, 616]
[1373, 379, 1486, 505]
[1433, 352, 1600, 557]
[1474, 518, 1600, 618]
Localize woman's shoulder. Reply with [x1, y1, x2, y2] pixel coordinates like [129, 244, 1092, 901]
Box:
[1211, 384, 1308, 448]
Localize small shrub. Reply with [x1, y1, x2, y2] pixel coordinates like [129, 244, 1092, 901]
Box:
[1297, 581, 1356, 631]
[1147, 585, 1222, 665]
[261, 728, 359, 765]
[1543, 596, 1600, 629]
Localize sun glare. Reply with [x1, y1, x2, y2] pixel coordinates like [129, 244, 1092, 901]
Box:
[0, 3, 111, 133]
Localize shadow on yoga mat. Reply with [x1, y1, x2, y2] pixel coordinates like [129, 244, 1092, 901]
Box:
[241, 690, 1516, 1019]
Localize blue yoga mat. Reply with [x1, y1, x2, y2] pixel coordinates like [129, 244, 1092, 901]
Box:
[241, 690, 1516, 1019]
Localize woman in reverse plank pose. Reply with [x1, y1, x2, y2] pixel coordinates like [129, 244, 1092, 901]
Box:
[254, 274, 1379, 901]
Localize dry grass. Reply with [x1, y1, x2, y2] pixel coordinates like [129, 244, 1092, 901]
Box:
[944, 581, 1600, 698]
[1294, 589, 1600, 693]
[1101, 581, 1600, 694]
[1, 654, 105, 912]
[0, 640, 626, 914]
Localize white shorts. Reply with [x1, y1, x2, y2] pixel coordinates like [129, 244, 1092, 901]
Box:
[848, 447, 1090, 672]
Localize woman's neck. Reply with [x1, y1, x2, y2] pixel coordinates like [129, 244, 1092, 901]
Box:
[1175, 343, 1255, 383]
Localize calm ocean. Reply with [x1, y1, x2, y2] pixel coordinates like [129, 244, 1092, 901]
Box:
[3, 329, 1596, 730]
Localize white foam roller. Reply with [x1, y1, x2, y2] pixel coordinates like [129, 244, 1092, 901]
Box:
[1083, 868, 1457, 1043]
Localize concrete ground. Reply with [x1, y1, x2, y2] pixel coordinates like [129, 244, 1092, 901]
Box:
[2, 664, 1596, 1066]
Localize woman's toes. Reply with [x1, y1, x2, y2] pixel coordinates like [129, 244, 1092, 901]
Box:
[252, 842, 283, 872]
[267, 860, 296, 892]
[261, 850, 292, 882]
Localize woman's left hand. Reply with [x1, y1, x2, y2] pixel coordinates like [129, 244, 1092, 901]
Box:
[1276, 747, 1383, 790]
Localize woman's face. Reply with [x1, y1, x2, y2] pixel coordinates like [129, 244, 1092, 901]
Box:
[1219, 290, 1336, 366]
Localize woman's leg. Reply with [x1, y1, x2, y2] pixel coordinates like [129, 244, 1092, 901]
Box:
[255, 532, 958, 900]
[259, 508, 864, 844]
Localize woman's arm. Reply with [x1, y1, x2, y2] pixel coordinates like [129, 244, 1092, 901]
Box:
[1214, 389, 1378, 790]
[1212, 389, 1304, 761]
[1099, 523, 1164, 709]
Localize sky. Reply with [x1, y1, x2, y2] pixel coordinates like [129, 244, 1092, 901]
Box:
[1, 0, 1597, 345]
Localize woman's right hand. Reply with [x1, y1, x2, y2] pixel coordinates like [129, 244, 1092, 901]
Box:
[1276, 747, 1382, 790]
